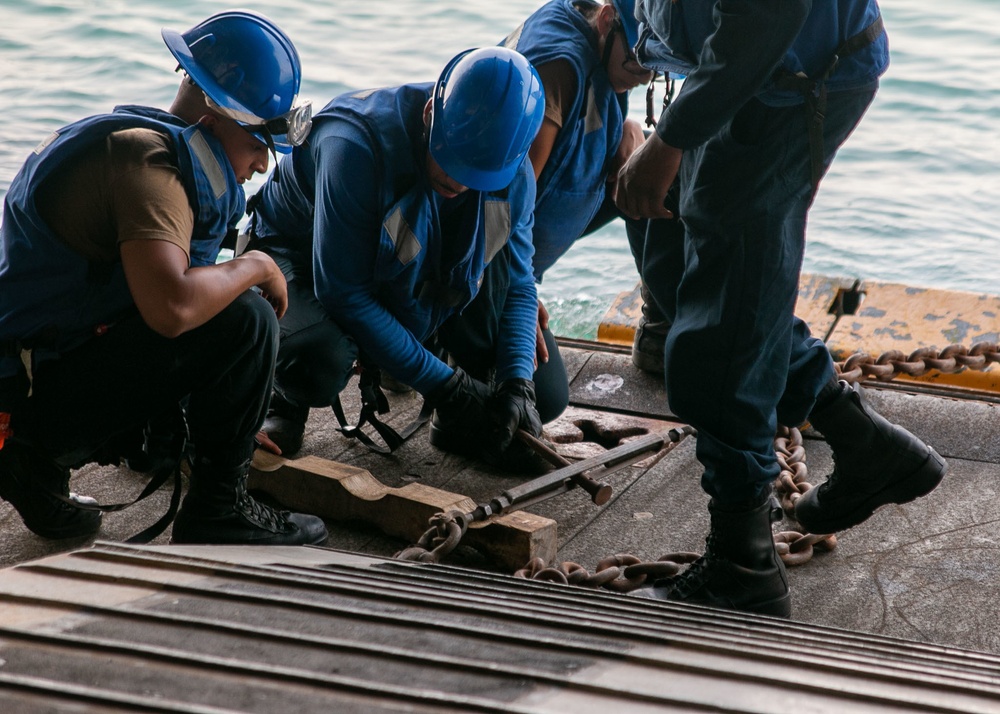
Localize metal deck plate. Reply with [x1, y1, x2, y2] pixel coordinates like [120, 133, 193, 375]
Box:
[0, 542, 998, 713]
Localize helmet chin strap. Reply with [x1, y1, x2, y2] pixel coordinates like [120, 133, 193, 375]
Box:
[601, 20, 618, 72]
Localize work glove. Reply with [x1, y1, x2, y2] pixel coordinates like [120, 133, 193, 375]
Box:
[428, 367, 493, 437]
[488, 378, 542, 453]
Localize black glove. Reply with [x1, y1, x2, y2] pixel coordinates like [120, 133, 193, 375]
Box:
[429, 367, 493, 435]
[488, 378, 542, 453]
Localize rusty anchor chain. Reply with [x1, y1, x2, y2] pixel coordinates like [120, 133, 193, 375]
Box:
[771, 424, 838, 565]
[395, 426, 696, 565]
[834, 341, 1000, 384]
[513, 426, 838, 593]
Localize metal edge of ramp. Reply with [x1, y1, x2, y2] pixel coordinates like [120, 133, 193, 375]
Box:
[0, 542, 997, 713]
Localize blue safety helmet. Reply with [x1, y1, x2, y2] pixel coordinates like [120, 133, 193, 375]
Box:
[162, 10, 311, 154]
[429, 47, 545, 192]
[610, 0, 640, 51]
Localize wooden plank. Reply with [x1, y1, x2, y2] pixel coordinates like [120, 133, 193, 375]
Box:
[248, 453, 557, 571]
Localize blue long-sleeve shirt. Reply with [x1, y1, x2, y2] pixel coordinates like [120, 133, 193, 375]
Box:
[255, 85, 539, 395]
[636, 0, 888, 149]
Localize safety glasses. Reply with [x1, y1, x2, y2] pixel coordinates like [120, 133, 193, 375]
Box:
[615, 22, 648, 76]
[205, 95, 313, 148]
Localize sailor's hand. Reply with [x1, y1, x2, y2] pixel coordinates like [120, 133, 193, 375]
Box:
[535, 300, 550, 367]
[239, 250, 289, 318]
[489, 379, 542, 453]
[615, 133, 681, 220]
[429, 367, 492, 426]
[255, 429, 283, 455]
[607, 118, 647, 182]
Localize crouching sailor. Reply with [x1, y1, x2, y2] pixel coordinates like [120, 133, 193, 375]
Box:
[251, 48, 553, 472]
[0, 10, 327, 545]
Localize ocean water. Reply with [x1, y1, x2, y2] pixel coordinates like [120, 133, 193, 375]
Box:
[2, 0, 998, 339]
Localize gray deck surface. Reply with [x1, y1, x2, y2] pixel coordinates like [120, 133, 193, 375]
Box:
[3, 342, 999, 658]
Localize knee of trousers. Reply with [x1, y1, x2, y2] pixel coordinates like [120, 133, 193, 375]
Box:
[275, 321, 358, 407]
[202, 292, 279, 364]
[533, 331, 569, 424]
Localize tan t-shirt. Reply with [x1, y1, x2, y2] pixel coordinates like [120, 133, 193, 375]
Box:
[536, 59, 578, 130]
[36, 127, 195, 264]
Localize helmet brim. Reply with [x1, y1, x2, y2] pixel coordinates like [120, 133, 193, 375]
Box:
[162, 27, 262, 120]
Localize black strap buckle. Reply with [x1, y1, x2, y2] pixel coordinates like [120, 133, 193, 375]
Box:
[332, 365, 432, 455]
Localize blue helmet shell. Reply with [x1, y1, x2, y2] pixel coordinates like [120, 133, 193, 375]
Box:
[611, 0, 640, 51]
[429, 47, 545, 192]
[162, 10, 303, 151]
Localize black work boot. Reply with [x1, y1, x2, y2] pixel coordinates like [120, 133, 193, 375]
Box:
[635, 497, 791, 618]
[631, 283, 670, 374]
[261, 392, 309, 456]
[171, 455, 328, 545]
[795, 381, 946, 534]
[0, 439, 102, 539]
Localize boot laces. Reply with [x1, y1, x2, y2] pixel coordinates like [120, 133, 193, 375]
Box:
[668, 555, 711, 599]
[665, 532, 720, 598]
[234, 483, 292, 533]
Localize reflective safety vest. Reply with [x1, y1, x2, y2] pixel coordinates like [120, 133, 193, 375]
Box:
[0, 105, 245, 378]
[283, 84, 527, 342]
[504, 0, 626, 281]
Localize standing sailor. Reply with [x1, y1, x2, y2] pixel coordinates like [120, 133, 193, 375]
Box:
[617, 0, 946, 616]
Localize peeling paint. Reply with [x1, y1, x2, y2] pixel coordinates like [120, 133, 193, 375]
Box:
[860, 307, 887, 318]
[943, 320, 974, 343]
[587, 374, 624, 394]
[873, 327, 914, 341]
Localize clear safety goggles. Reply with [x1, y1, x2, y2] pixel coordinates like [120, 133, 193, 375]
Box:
[205, 95, 313, 149]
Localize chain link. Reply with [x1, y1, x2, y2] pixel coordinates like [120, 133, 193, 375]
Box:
[514, 552, 701, 593]
[835, 341, 1000, 383]
[395, 510, 470, 563]
[514, 426, 839, 592]
[401, 341, 1000, 581]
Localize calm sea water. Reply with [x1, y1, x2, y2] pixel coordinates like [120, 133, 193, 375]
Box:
[2, 0, 998, 338]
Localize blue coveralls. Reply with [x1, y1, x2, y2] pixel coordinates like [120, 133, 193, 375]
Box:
[252, 84, 539, 410]
[635, 0, 889, 504]
[0, 106, 275, 467]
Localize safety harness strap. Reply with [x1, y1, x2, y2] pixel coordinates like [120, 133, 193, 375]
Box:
[50, 445, 184, 544]
[772, 15, 885, 190]
[332, 365, 432, 455]
[51, 407, 190, 543]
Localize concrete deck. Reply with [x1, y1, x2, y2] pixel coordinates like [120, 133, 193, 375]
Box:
[3, 342, 999, 657]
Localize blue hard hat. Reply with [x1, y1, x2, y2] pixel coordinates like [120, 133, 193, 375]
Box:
[429, 47, 545, 192]
[611, 0, 640, 50]
[162, 10, 310, 153]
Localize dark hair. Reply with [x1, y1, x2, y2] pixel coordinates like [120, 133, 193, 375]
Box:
[574, 0, 603, 22]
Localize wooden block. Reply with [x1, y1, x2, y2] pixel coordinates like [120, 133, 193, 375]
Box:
[248, 453, 557, 572]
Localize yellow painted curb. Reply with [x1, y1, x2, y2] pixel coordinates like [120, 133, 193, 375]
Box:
[596, 274, 1000, 391]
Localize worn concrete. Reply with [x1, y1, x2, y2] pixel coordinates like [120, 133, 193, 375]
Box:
[2, 344, 1000, 659]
